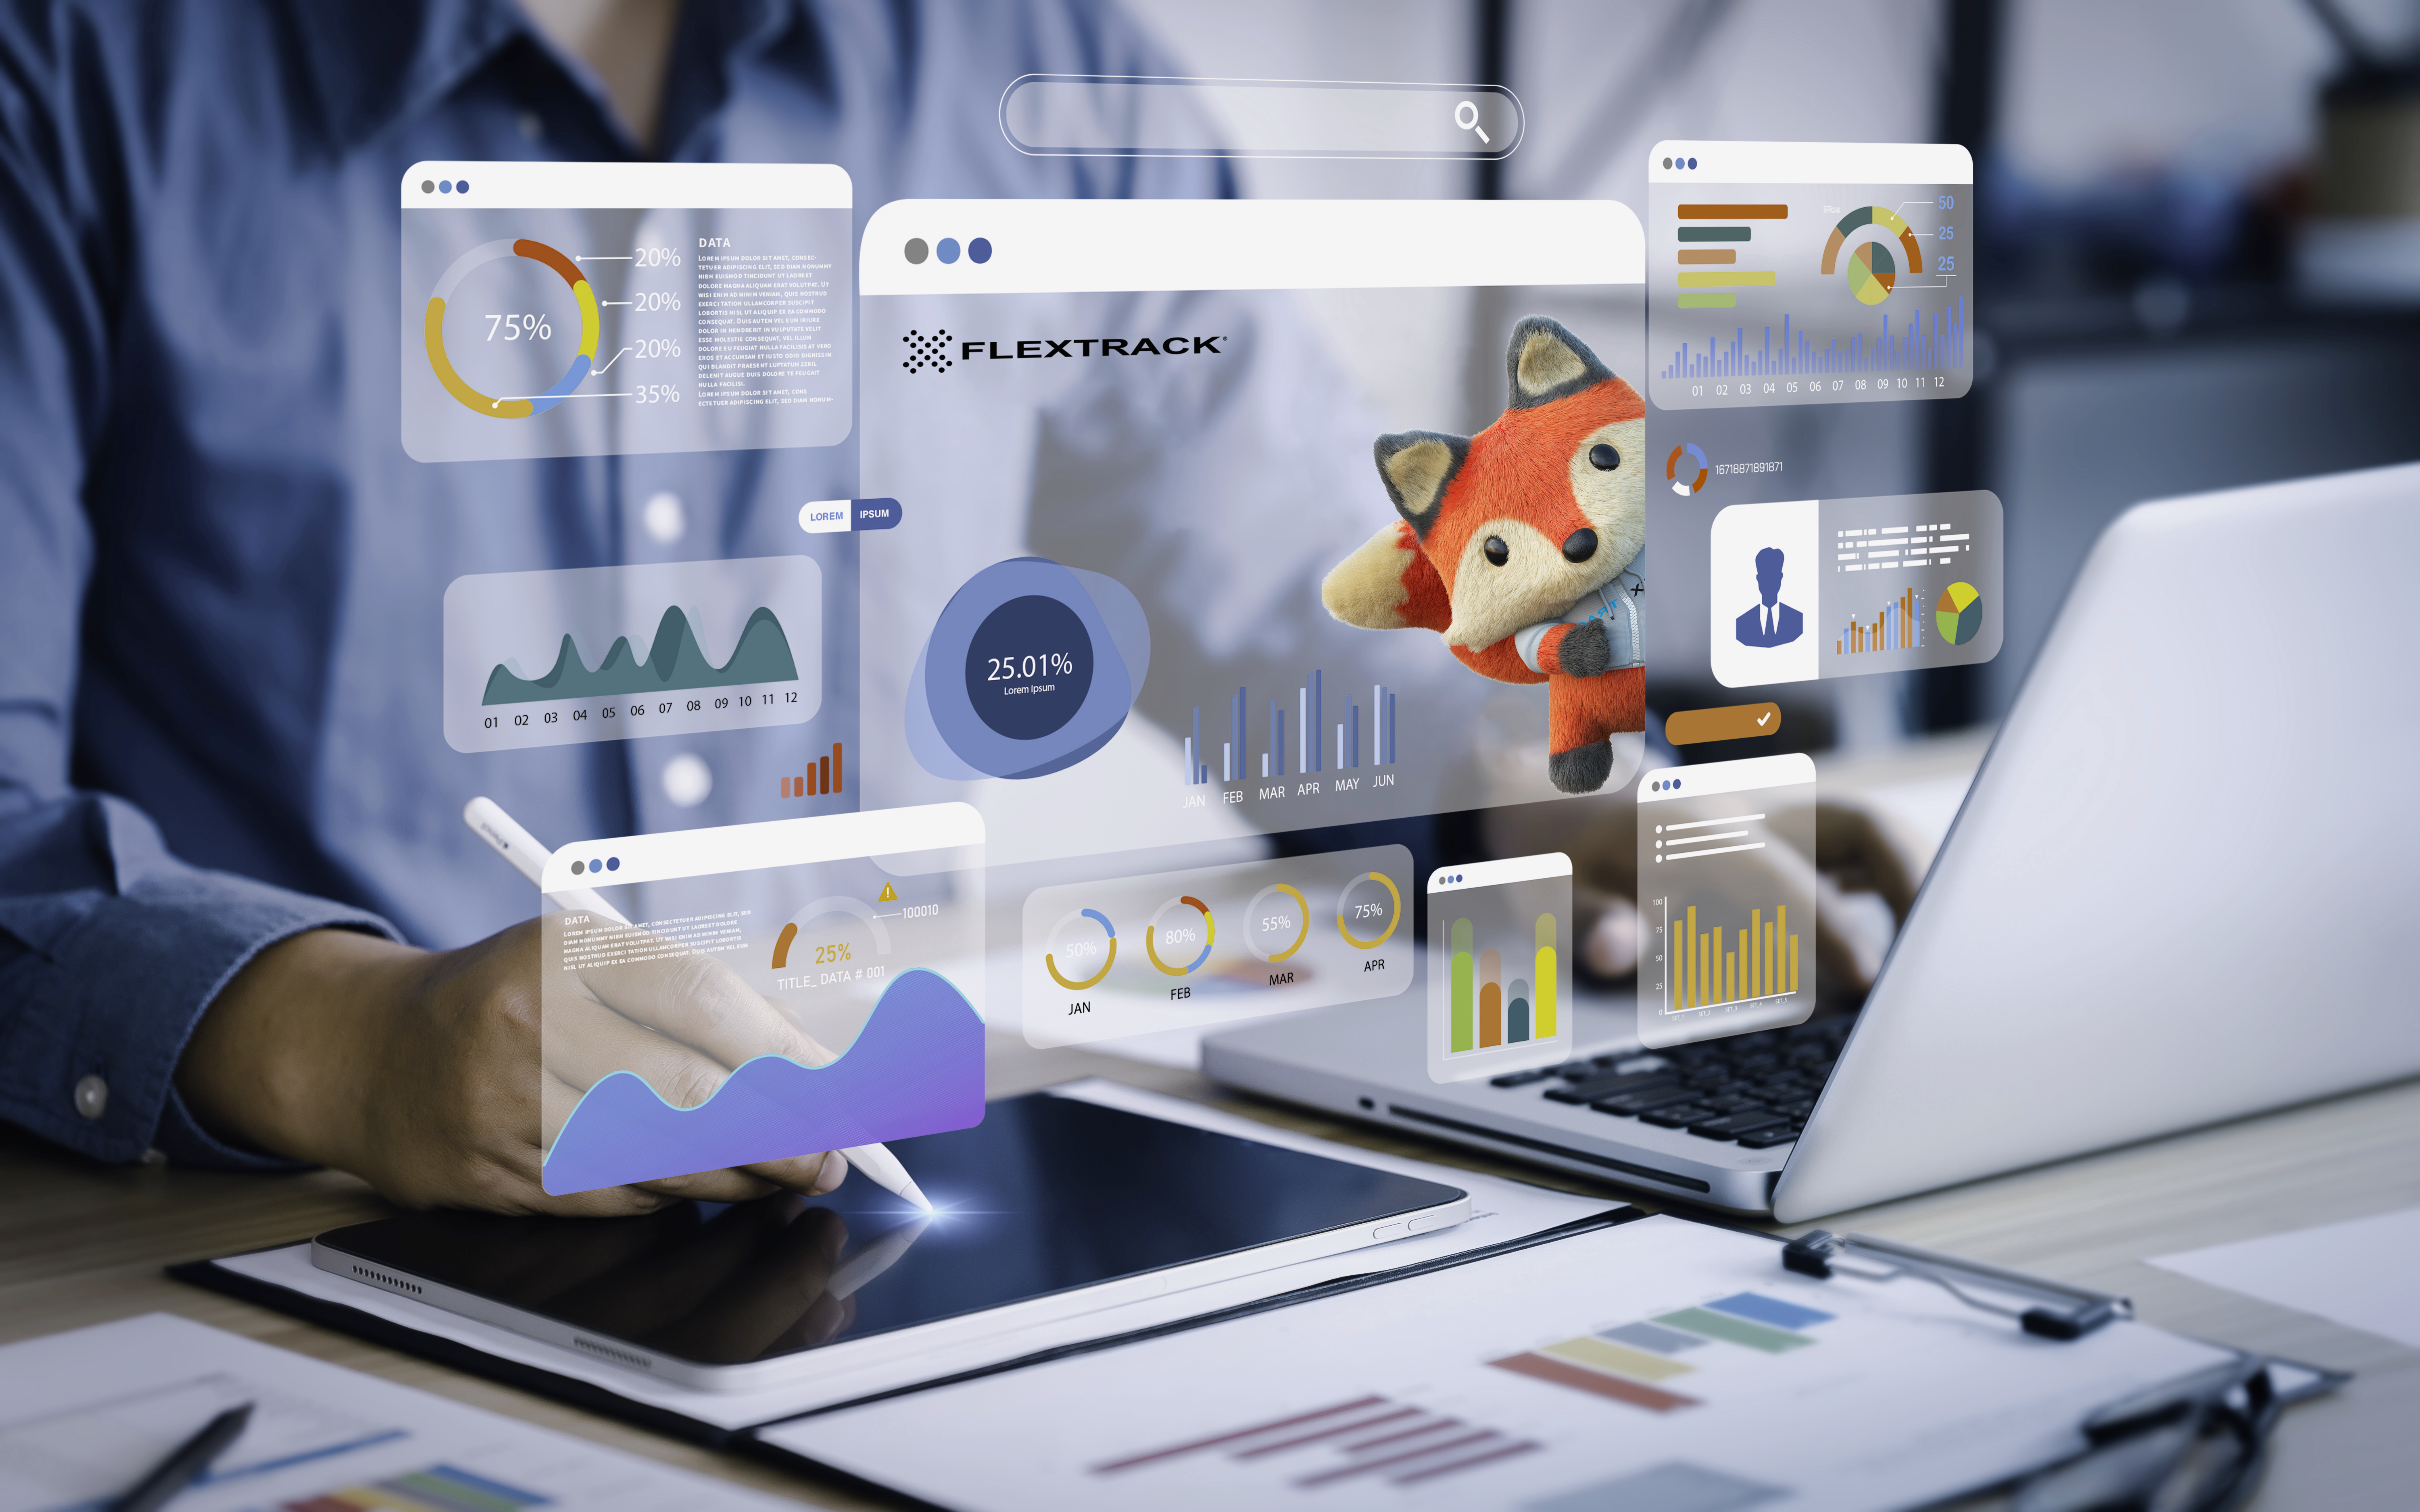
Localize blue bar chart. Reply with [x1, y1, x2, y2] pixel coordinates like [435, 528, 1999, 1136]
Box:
[1186, 675, 1398, 786]
[1659, 300, 1965, 382]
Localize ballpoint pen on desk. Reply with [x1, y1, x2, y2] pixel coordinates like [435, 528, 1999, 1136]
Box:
[109, 1401, 252, 1512]
[462, 796, 933, 1211]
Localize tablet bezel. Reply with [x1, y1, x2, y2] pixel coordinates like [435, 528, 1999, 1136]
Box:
[309, 1093, 1471, 1392]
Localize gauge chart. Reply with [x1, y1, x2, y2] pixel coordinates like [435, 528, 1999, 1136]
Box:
[1022, 845, 1410, 1049]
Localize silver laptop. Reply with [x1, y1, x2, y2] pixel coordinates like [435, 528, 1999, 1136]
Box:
[1207, 462, 2420, 1220]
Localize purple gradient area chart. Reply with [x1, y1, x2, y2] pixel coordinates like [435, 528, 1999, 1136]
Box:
[542, 968, 985, 1195]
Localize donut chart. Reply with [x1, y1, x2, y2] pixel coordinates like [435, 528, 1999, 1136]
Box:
[1337, 871, 1404, 950]
[425, 238, 601, 418]
[1243, 884, 1311, 964]
[1145, 896, 1216, 976]
[1045, 908, 1117, 991]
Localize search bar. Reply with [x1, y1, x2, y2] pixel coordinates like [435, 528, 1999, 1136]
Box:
[999, 76, 1522, 160]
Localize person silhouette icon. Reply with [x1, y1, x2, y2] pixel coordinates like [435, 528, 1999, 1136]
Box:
[1734, 546, 1804, 648]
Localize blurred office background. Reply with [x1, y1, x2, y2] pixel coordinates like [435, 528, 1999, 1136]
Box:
[1124, 0, 2420, 740]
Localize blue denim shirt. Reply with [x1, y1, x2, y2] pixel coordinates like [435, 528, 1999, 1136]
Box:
[0, 0, 1223, 1168]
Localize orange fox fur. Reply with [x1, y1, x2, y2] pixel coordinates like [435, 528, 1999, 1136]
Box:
[1321, 317, 1646, 794]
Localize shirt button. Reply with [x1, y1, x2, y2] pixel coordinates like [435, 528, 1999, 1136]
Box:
[73, 1074, 108, 1120]
[642, 491, 688, 543]
[661, 753, 713, 808]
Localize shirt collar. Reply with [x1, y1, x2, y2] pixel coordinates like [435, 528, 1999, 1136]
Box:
[285, 0, 797, 154]
[287, 0, 526, 152]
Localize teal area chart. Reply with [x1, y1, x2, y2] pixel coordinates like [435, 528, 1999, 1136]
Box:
[541, 968, 984, 1195]
[482, 604, 799, 704]
[443, 556, 822, 751]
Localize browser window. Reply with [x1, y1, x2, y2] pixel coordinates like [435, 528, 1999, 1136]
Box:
[859, 198, 1646, 1050]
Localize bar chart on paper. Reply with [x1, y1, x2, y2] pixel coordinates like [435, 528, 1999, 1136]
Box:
[1491, 1289, 1836, 1414]
[1649, 147, 1972, 410]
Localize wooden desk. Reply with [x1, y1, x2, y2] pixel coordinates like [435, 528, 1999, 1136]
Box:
[4, 1036, 2415, 1507]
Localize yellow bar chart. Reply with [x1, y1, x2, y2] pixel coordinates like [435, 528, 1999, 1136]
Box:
[1675, 901, 1800, 1010]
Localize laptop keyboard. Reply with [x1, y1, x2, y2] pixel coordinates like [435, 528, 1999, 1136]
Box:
[1485, 1016, 1853, 1151]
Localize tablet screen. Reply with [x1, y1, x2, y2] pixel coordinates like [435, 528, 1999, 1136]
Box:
[315, 1095, 1464, 1367]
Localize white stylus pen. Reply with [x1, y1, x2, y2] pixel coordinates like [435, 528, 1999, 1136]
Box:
[463, 796, 933, 1210]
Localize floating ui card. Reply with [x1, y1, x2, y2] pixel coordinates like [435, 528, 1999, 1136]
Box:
[443, 557, 821, 752]
[401, 162, 850, 461]
[1022, 845, 1411, 1048]
[1427, 856, 1574, 1083]
[856, 199, 1646, 870]
[1707, 490, 2003, 689]
[1636, 755, 1817, 1048]
[538, 805, 983, 1195]
[1649, 142, 1971, 411]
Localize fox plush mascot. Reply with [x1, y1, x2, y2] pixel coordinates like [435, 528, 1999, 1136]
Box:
[1321, 317, 1646, 794]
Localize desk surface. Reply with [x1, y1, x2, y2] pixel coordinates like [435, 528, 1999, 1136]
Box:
[4, 1035, 2415, 1508]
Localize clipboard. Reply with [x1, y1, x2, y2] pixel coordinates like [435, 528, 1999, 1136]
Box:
[168, 1080, 1625, 1444]
[745, 1214, 2349, 1512]
[169, 1082, 2346, 1510]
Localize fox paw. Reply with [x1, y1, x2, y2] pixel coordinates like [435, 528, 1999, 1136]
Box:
[1557, 619, 1612, 677]
[1548, 741, 1613, 794]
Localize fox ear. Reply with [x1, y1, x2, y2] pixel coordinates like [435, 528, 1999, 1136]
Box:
[1505, 316, 1614, 410]
[1373, 430, 1469, 539]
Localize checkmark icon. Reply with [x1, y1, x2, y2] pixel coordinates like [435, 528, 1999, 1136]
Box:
[1756, 710, 1772, 727]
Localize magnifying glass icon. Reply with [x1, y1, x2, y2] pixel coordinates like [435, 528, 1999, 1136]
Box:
[1454, 99, 1491, 146]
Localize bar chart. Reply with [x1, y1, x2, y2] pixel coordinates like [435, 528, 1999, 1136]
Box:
[1184, 674, 1398, 787]
[1444, 914, 1560, 1053]
[1490, 1290, 1835, 1415]
[1089, 1392, 1540, 1492]
[1428, 854, 1573, 1081]
[1661, 900, 1801, 1011]
[1837, 589, 1921, 657]
[780, 742, 847, 798]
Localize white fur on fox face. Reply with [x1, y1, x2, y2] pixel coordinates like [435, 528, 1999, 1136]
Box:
[1444, 515, 1604, 650]
[1566, 418, 1647, 576]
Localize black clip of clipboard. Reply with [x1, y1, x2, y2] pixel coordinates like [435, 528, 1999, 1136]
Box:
[1780, 1228, 2130, 1339]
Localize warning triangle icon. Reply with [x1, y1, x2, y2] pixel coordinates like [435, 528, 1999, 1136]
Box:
[877, 883, 899, 902]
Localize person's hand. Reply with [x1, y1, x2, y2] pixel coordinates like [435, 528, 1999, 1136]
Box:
[177, 919, 850, 1215]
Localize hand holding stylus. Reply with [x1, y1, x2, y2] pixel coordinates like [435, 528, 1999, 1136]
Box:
[169, 802, 930, 1216]
[467, 798, 932, 1210]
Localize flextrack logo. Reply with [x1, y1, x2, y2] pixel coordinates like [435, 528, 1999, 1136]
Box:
[897, 329, 1227, 373]
[902, 328, 954, 374]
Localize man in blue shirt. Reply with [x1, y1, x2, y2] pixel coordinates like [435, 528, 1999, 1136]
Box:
[0, 0, 1223, 1211]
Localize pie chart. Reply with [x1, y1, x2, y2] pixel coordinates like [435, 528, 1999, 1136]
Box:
[1846, 240, 1896, 304]
[1936, 581, 1983, 646]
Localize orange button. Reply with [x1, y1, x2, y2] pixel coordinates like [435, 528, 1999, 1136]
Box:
[1666, 702, 1782, 745]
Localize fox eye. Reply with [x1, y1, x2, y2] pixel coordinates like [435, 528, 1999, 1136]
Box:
[1589, 444, 1621, 471]
[1483, 536, 1510, 566]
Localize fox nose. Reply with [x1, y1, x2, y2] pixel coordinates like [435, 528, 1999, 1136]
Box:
[1561, 528, 1597, 563]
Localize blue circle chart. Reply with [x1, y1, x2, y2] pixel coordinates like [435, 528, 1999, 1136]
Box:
[907, 557, 1151, 781]
[963, 594, 1096, 740]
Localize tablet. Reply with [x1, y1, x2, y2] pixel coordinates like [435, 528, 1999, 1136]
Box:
[311, 1092, 1469, 1391]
